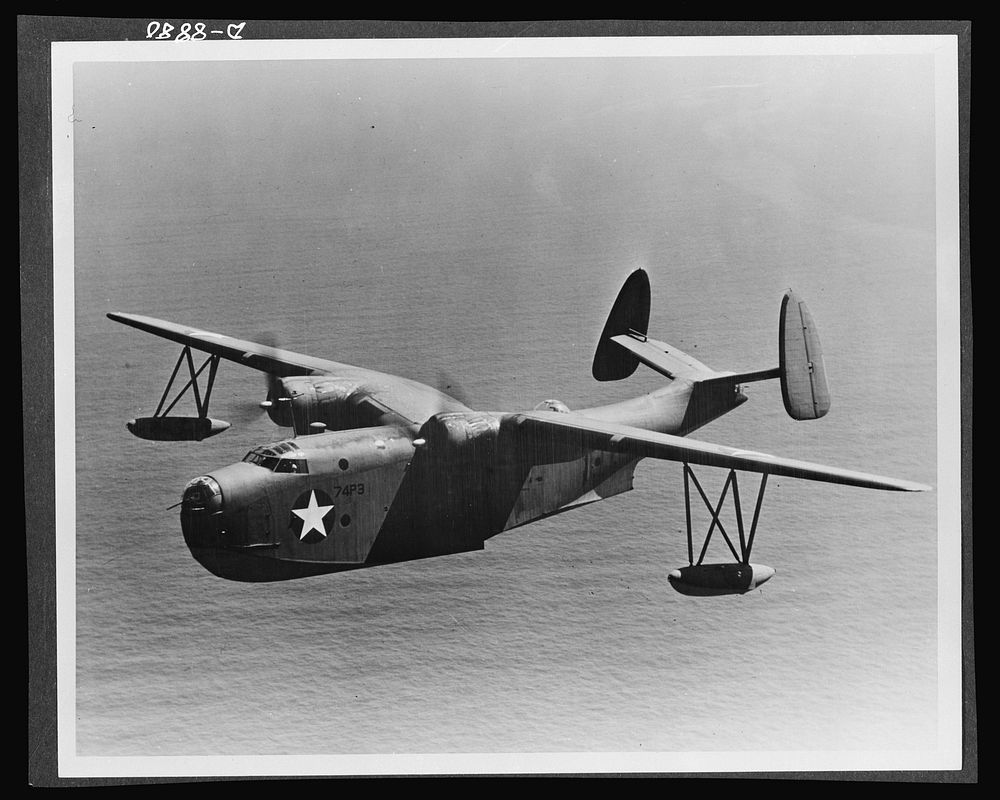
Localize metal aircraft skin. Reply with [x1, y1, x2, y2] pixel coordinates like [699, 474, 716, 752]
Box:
[109, 269, 930, 589]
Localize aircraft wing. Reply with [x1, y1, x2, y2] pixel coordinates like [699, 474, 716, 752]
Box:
[107, 312, 349, 377]
[507, 410, 931, 492]
[108, 312, 473, 424]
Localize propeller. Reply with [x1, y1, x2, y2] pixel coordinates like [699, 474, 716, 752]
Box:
[225, 331, 286, 425]
[435, 370, 472, 409]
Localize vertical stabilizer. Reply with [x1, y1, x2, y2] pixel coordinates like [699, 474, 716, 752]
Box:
[779, 290, 830, 420]
[592, 269, 651, 381]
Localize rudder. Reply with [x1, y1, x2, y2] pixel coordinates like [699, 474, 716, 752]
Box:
[592, 269, 651, 381]
[779, 290, 830, 420]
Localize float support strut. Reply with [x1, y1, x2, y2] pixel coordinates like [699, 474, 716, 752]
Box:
[152, 346, 221, 420]
[682, 464, 770, 566]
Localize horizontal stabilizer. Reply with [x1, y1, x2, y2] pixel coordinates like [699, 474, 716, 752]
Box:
[507, 410, 931, 492]
[610, 332, 719, 382]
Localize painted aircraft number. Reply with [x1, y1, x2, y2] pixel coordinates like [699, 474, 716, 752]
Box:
[332, 483, 365, 498]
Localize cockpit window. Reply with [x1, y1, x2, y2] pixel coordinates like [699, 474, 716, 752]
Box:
[243, 442, 309, 474]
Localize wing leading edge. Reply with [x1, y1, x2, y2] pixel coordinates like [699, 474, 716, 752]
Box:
[507, 410, 931, 492]
[107, 312, 345, 377]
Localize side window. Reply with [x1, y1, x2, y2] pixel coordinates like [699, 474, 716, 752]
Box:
[275, 458, 308, 474]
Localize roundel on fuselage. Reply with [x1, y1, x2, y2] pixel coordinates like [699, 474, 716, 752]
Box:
[288, 488, 336, 544]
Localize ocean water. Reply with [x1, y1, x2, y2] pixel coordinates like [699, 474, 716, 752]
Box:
[70, 54, 940, 764]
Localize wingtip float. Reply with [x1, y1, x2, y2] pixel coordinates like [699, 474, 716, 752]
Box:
[109, 272, 930, 590]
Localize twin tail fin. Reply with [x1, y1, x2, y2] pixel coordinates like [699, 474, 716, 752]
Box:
[592, 269, 830, 422]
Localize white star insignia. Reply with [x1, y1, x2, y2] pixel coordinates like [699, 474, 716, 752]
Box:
[292, 490, 334, 540]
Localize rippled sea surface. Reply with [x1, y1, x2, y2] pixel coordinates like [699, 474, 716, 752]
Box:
[69, 53, 942, 767]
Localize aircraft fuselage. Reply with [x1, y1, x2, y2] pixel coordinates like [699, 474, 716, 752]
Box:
[181, 378, 747, 581]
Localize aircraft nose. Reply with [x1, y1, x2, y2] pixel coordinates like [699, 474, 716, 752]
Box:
[180, 475, 224, 543]
[180, 463, 277, 549]
[181, 475, 223, 512]
[178, 463, 285, 580]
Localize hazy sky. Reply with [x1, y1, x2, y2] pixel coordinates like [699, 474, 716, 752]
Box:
[74, 53, 936, 234]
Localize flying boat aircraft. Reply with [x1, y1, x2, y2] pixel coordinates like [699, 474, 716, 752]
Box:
[109, 269, 930, 593]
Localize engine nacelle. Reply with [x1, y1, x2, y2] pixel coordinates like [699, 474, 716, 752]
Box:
[413, 412, 502, 531]
[415, 411, 501, 465]
[265, 376, 360, 434]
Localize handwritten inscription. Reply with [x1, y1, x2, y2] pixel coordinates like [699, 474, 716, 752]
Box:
[146, 21, 246, 40]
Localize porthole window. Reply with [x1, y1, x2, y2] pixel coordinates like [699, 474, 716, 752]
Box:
[340, 514, 352, 527]
[339, 458, 349, 471]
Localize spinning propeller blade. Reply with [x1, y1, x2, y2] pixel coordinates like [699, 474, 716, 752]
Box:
[226, 331, 287, 424]
[435, 370, 471, 409]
